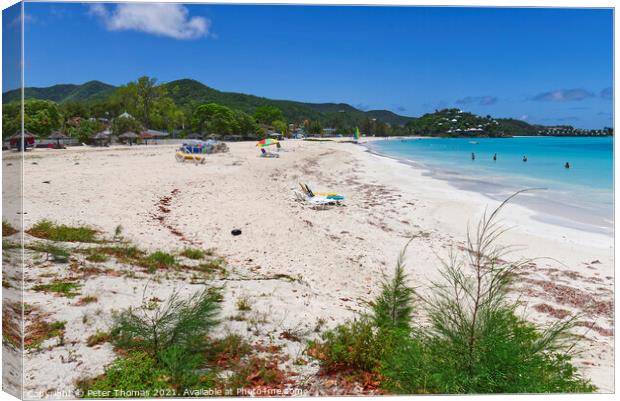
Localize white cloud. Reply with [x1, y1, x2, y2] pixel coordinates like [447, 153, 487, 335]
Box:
[88, 3, 210, 40]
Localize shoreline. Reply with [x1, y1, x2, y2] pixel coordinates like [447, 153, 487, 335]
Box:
[4, 140, 614, 396]
[361, 139, 613, 239]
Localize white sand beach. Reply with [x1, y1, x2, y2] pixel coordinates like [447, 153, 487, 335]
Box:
[2, 139, 613, 396]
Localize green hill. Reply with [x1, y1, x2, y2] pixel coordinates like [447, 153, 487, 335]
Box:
[3, 78, 415, 127]
[2, 80, 116, 104]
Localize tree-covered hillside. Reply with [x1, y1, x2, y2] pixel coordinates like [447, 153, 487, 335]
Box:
[2, 80, 116, 104]
[2, 77, 611, 140]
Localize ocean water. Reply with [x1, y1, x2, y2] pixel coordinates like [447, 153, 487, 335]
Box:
[367, 136, 614, 235]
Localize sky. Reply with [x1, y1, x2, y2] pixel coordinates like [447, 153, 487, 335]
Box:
[2, 2, 614, 128]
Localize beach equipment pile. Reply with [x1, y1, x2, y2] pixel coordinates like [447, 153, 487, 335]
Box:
[175, 140, 229, 165]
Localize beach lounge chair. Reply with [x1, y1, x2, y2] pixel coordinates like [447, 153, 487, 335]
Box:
[175, 150, 206, 164]
[293, 190, 336, 209]
[300, 183, 345, 201]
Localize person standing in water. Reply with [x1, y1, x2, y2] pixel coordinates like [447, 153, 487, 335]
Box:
[565, 162, 570, 169]
[471, 152, 476, 161]
[522, 155, 528, 162]
[493, 153, 497, 161]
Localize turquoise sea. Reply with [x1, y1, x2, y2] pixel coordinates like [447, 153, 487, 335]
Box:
[367, 136, 613, 234]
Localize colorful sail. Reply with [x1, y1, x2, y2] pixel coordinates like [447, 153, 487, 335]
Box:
[354, 127, 360, 142]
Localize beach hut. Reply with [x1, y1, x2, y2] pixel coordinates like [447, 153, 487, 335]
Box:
[48, 131, 69, 148]
[120, 131, 139, 146]
[91, 130, 111, 146]
[9, 131, 36, 150]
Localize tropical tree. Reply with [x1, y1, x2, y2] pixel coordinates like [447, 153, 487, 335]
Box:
[306, 120, 323, 136]
[192, 103, 238, 136]
[272, 120, 288, 137]
[112, 116, 143, 136]
[135, 76, 166, 128]
[67, 119, 104, 143]
[19, 99, 62, 137]
[253, 106, 284, 125]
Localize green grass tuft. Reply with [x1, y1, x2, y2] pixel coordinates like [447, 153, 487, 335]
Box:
[33, 281, 81, 298]
[179, 248, 206, 260]
[27, 219, 98, 242]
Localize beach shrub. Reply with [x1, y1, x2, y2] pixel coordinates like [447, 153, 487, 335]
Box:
[27, 219, 98, 242]
[180, 247, 206, 260]
[111, 287, 222, 358]
[308, 317, 380, 373]
[81, 352, 172, 397]
[309, 192, 596, 394]
[372, 241, 415, 331]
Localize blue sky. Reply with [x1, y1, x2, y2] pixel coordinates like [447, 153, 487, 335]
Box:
[4, 3, 614, 128]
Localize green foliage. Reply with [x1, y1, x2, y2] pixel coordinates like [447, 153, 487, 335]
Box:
[25, 242, 70, 259]
[308, 317, 381, 373]
[67, 119, 104, 143]
[309, 193, 596, 394]
[111, 287, 222, 358]
[2, 99, 63, 139]
[372, 242, 414, 331]
[82, 352, 172, 397]
[27, 219, 98, 242]
[33, 281, 81, 298]
[144, 251, 176, 271]
[306, 119, 323, 136]
[253, 105, 284, 125]
[111, 116, 143, 136]
[271, 120, 288, 136]
[190, 102, 257, 137]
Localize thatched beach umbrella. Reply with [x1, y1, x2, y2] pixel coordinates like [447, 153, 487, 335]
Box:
[9, 131, 36, 150]
[91, 130, 111, 146]
[48, 131, 69, 147]
[120, 131, 139, 145]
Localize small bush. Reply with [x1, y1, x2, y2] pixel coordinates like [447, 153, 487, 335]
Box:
[27, 219, 98, 242]
[111, 287, 222, 357]
[308, 317, 380, 373]
[81, 352, 172, 397]
[308, 192, 596, 394]
[180, 248, 205, 260]
[33, 281, 81, 298]
[236, 297, 252, 312]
